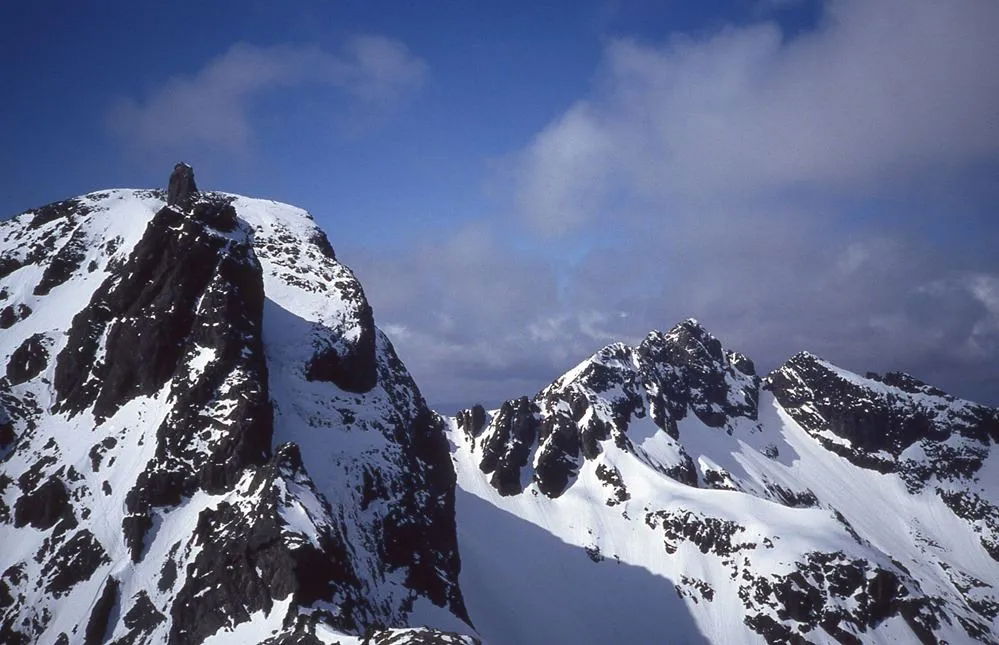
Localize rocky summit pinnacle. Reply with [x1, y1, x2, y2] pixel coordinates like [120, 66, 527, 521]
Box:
[166, 162, 198, 205]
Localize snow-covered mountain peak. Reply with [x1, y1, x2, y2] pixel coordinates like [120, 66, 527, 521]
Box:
[450, 322, 999, 643]
[456, 320, 765, 502]
[1, 177, 471, 644]
[654, 316, 721, 351]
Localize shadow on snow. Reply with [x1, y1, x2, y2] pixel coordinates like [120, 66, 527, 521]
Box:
[455, 489, 708, 645]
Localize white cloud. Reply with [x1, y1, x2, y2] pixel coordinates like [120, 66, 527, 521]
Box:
[516, 105, 614, 234]
[516, 0, 999, 232]
[967, 274, 999, 356]
[107, 36, 426, 152]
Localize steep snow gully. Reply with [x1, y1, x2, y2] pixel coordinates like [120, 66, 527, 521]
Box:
[1, 167, 998, 644]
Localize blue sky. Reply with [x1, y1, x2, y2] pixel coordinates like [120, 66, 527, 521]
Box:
[1, 0, 817, 239]
[3, 0, 998, 410]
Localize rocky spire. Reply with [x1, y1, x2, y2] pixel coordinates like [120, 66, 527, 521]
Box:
[167, 162, 198, 205]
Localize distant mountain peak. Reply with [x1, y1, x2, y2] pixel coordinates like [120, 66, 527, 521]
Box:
[452, 320, 999, 643]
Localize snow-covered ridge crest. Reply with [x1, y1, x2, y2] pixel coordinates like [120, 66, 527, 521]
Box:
[457, 318, 761, 498]
[767, 350, 998, 483]
[451, 319, 999, 643]
[1, 182, 472, 644]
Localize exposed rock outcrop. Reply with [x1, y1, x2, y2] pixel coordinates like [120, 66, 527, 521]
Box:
[166, 162, 198, 205]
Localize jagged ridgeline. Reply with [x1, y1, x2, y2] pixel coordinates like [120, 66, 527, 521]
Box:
[450, 321, 999, 644]
[0, 166, 473, 644]
[2, 165, 999, 644]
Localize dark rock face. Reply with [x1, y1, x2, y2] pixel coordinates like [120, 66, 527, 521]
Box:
[309, 229, 337, 260]
[768, 354, 931, 461]
[137, 210, 271, 556]
[642, 505, 946, 644]
[456, 404, 487, 438]
[41, 530, 110, 596]
[764, 483, 818, 509]
[645, 509, 756, 556]
[122, 591, 166, 638]
[168, 444, 364, 645]
[371, 341, 470, 623]
[766, 352, 998, 481]
[47, 195, 275, 564]
[740, 552, 942, 644]
[533, 414, 584, 496]
[54, 196, 262, 422]
[13, 478, 72, 530]
[121, 513, 153, 563]
[0, 407, 13, 451]
[639, 320, 759, 429]
[305, 319, 378, 393]
[88, 437, 117, 471]
[594, 463, 629, 505]
[5, 333, 50, 385]
[84, 577, 118, 645]
[477, 397, 539, 495]
[0, 566, 27, 643]
[0, 304, 31, 329]
[166, 162, 198, 205]
[939, 490, 999, 561]
[520, 344, 635, 498]
[0, 198, 91, 283]
[469, 319, 760, 498]
[33, 225, 88, 296]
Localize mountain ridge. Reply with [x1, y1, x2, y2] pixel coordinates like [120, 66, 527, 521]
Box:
[450, 318, 999, 644]
[1, 178, 997, 644]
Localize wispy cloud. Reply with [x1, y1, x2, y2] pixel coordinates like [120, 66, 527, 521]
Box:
[107, 36, 427, 153]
